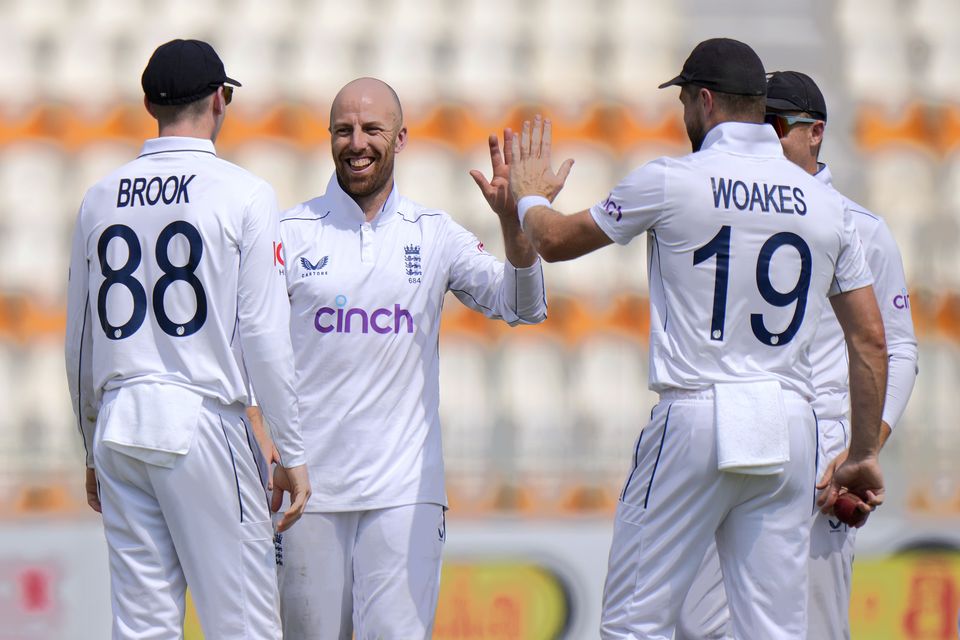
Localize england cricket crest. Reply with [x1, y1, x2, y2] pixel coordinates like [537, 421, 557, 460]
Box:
[404, 244, 422, 283]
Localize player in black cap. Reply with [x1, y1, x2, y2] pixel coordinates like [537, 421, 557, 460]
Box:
[676, 69, 917, 640]
[764, 70, 828, 147]
[66, 38, 311, 639]
[141, 38, 242, 141]
[506, 38, 888, 639]
[658, 37, 768, 151]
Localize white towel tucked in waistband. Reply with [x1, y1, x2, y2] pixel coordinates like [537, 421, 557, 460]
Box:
[99, 383, 204, 468]
[714, 381, 789, 475]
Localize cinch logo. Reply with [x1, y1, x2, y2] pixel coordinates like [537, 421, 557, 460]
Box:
[601, 194, 622, 222]
[894, 288, 910, 310]
[314, 295, 414, 334]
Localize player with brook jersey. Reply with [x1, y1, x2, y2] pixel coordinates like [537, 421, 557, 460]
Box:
[64, 39, 310, 639]
[270, 77, 548, 639]
[676, 71, 918, 640]
[508, 39, 888, 638]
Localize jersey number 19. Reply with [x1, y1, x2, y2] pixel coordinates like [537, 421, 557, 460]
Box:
[693, 225, 811, 346]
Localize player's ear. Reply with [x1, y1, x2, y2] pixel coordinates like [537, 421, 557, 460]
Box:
[212, 89, 226, 117]
[699, 87, 714, 115]
[394, 125, 408, 154]
[143, 96, 156, 119]
[810, 120, 825, 147]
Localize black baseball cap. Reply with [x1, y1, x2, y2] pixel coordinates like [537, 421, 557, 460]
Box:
[141, 39, 241, 106]
[766, 71, 827, 121]
[659, 38, 766, 96]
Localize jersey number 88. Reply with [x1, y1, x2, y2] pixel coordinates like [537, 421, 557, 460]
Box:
[96, 221, 207, 340]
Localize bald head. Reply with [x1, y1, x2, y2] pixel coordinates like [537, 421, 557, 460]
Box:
[328, 77, 408, 219]
[330, 77, 403, 130]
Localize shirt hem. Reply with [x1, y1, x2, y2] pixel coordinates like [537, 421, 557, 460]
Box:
[303, 495, 448, 513]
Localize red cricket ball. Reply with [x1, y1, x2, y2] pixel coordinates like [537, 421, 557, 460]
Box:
[834, 493, 869, 528]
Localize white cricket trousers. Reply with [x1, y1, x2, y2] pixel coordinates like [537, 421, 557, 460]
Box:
[600, 389, 816, 640]
[277, 504, 445, 640]
[675, 417, 856, 640]
[808, 417, 857, 640]
[94, 397, 279, 639]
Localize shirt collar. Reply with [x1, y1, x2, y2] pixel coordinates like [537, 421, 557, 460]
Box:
[700, 122, 784, 158]
[138, 136, 217, 158]
[814, 162, 833, 187]
[325, 173, 400, 226]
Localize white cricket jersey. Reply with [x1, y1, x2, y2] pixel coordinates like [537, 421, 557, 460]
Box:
[589, 123, 872, 399]
[65, 136, 304, 468]
[281, 175, 547, 511]
[807, 164, 918, 424]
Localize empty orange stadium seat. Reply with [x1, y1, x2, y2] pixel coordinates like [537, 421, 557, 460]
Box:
[855, 102, 933, 151]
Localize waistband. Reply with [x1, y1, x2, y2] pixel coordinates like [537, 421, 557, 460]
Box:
[659, 388, 716, 401]
[658, 385, 808, 403]
[205, 396, 245, 419]
[102, 384, 245, 416]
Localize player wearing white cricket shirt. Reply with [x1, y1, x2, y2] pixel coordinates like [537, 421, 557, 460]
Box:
[64, 40, 310, 639]
[270, 78, 547, 639]
[509, 39, 888, 639]
[676, 71, 918, 640]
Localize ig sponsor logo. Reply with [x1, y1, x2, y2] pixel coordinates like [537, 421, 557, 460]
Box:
[273, 241, 285, 275]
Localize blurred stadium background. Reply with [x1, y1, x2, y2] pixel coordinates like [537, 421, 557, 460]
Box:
[1, 0, 959, 637]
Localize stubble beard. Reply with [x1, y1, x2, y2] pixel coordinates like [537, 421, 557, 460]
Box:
[336, 151, 395, 202]
[687, 120, 706, 153]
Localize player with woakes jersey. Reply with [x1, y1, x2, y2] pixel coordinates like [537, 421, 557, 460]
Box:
[64, 39, 310, 638]
[271, 77, 548, 639]
[676, 70, 919, 640]
[508, 38, 888, 638]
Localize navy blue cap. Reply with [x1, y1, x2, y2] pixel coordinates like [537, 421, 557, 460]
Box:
[659, 38, 766, 96]
[141, 39, 241, 106]
[766, 71, 827, 121]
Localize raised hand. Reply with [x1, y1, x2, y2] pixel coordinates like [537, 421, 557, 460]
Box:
[469, 129, 516, 219]
[508, 115, 574, 203]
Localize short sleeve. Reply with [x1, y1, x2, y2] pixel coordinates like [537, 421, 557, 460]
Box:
[589, 158, 669, 245]
[828, 202, 873, 296]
